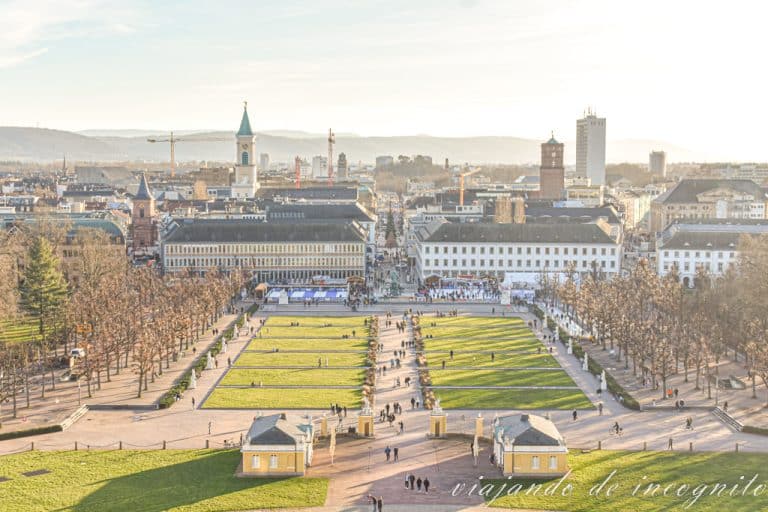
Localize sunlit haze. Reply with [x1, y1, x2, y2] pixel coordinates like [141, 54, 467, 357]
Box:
[1, 0, 767, 160]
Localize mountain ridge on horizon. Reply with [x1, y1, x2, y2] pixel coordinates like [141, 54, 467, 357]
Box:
[0, 126, 712, 164]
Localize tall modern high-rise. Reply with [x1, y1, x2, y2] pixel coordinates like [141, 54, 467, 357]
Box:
[259, 153, 270, 173]
[311, 156, 328, 178]
[539, 132, 565, 199]
[649, 150, 667, 177]
[576, 109, 606, 186]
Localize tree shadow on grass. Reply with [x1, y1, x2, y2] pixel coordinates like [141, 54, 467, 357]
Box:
[63, 450, 324, 512]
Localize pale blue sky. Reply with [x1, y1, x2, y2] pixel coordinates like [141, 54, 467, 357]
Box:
[1, 0, 767, 160]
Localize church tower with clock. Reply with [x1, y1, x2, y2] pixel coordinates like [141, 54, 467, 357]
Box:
[232, 102, 259, 198]
[539, 132, 565, 200]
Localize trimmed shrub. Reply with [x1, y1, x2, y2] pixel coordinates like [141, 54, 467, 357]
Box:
[0, 424, 63, 441]
[742, 425, 768, 436]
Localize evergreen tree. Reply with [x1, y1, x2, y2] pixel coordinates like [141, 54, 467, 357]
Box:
[20, 236, 68, 336]
[385, 208, 396, 239]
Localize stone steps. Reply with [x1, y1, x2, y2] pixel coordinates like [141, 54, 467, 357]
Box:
[711, 406, 743, 432]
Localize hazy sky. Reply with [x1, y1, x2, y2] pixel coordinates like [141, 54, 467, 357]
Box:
[1, 0, 766, 160]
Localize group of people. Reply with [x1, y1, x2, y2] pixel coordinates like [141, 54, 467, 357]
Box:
[330, 403, 348, 418]
[405, 474, 431, 492]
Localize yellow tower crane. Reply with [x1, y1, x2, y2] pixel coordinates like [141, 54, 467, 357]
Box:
[147, 132, 231, 177]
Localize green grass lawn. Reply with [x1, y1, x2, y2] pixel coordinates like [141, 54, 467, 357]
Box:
[204, 387, 361, 409]
[424, 336, 541, 352]
[422, 325, 533, 340]
[246, 337, 368, 350]
[425, 352, 559, 368]
[487, 450, 768, 511]
[430, 368, 576, 387]
[236, 351, 368, 367]
[221, 368, 365, 386]
[431, 388, 593, 409]
[421, 316, 526, 328]
[266, 316, 366, 327]
[0, 450, 327, 512]
[0, 317, 55, 345]
[261, 325, 365, 338]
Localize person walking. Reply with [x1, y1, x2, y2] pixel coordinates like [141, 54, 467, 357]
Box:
[377, 496, 383, 512]
[367, 494, 377, 512]
[191, 397, 196, 409]
[668, 437, 674, 450]
[450, 350, 454, 360]
[384, 445, 391, 461]
[598, 402, 603, 416]
[411, 397, 416, 409]
[393, 447, 399, 461]
[572, 410, 578, 421]
[424, 477, 430, 493]
[404, 475, 410, 489]
[416, 477, 423, 492]
[208, 421, 212, 435]
[408, 474, 415, 490]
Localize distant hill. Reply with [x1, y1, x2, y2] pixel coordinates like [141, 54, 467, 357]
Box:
[0, 126, 704, 164]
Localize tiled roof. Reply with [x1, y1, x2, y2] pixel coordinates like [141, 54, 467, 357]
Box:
[164, 219, 366, 243]
[419, 221, 615, 244]
[654, 179, 766, 204]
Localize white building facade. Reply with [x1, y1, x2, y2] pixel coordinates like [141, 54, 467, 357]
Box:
[655, 220, 768, 286]
[414, 221, 622, 282]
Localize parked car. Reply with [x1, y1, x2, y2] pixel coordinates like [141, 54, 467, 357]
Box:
[70, 348, 86, 358]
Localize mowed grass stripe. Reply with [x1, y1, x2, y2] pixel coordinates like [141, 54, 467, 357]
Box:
[425, 337, 540, 352]
[432, 388, 593, 410]
[246, 338, 367, 350]
[266, 315, 367, 327]
[204, 387, 361, 409]
[430, 368, 575, 387]
[236, 352, 367, 367]
[426, 352, 559, 368]
[221, 368, 365, 386]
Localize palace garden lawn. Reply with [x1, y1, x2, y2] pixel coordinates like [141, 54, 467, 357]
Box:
[0, 450, 327, 512]
[486, 449, 768, 512]
[203, 316, 371, 409]
[421, 316, 593, 410]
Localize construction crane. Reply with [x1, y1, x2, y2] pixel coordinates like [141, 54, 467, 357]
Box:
[459, 166, 482, 206]
[147, 131, 230, 178]
[327, 128, 335, 187]
[295, 156, 302, 189]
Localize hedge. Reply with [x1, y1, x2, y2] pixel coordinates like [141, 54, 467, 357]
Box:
[0, 424, 63, 441]
[742, 425, 768, 436]
[158, 315, 238, 409]
[556, 324, 640, 410]
[247, 303, 260, 315]
[531, 304, 545, 320]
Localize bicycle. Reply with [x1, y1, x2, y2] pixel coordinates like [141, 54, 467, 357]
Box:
[608, 427, 624, 437]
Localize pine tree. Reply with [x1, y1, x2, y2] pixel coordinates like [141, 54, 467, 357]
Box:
[20, 236, 68, 336]
[385, 208, 396, 240]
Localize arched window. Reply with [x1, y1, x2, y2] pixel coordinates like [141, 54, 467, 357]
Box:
[241, 152, 249, 165]
[139, 206, 145, 218]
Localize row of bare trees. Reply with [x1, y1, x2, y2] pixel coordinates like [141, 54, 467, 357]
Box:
[544, 235, 768, 405]
[0, 225, 243, 422]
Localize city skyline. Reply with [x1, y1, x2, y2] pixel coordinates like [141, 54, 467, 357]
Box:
[1, 1, 767, 160]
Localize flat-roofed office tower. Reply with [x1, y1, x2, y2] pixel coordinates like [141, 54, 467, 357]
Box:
[576, 109, 606, 186]
[649, 150, 667, 177]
